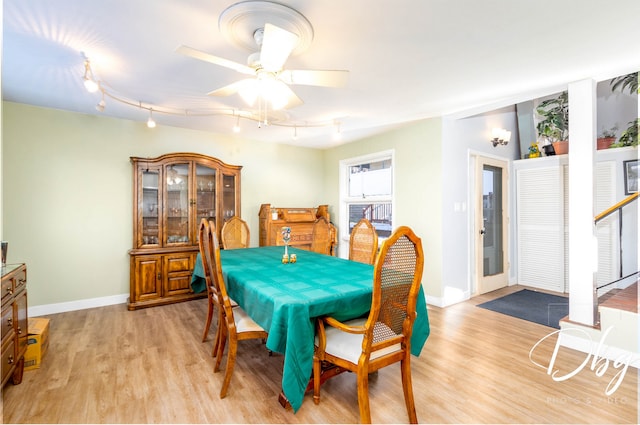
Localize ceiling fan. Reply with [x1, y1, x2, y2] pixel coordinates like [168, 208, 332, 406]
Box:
[176, 22, 349, 111]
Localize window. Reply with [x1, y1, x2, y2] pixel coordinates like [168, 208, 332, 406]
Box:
[340, 151, 394, 253]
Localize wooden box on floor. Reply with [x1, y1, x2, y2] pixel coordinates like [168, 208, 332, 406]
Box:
[24, 317, 49, 371]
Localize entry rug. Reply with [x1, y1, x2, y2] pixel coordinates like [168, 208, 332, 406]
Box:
[477, 289, 568, 329]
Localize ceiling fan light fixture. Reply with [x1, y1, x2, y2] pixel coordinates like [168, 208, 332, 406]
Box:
[261, 79, 289, 110]
[238, 79, 259, 106]
[238, 76, 289, 110]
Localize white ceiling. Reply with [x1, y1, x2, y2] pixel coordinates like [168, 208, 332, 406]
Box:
[3, 0, 640, 149]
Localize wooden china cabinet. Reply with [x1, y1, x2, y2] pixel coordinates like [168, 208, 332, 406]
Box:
[128, 153, 241, 310]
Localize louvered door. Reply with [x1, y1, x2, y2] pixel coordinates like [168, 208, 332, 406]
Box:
[516, 162, 566, 292]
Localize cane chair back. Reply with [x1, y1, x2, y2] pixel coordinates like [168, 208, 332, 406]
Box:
[349, 218, 379, 265]
[313, 226, 424, 423]
[203, 221, 268, 399]
[221, 216, 250, 249]
[310, 216, 332, 255]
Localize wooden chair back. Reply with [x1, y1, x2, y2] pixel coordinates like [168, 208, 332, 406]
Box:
[310, 216, 331, 255]
[349, 218, 379, 264]
[203, 222, 235, 321]
[221, 216, 250, 249]
[198, 218, 218, 307]
[198, 218, 225, 351]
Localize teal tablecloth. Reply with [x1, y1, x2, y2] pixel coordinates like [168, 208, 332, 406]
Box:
[190, 246, 430, 412]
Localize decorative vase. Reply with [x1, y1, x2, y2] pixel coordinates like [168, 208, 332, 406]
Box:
[552, 140, 569, 155]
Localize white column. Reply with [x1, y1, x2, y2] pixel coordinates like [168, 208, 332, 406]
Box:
[567, 79, 598, 326]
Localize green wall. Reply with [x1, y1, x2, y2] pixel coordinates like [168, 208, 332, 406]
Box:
[322, 120, 444, 297]
[2, 102, 326, 308]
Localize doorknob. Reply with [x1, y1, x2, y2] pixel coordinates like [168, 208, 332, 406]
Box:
[480, 228, 486, 235]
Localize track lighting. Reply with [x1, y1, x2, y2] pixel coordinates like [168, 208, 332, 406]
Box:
[233, 114, 241, 133]
[147, 109, 156, 128]
[83, 60, 99, 93]
[333, 121, 342, 141]
[80, 57, 346, 138]
[96, 91, 106, 112]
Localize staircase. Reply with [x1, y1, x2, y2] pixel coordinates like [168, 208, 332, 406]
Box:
[596, 281, 638, 353]
[557, 193, 639, 364]
[558, 281, 638, 365]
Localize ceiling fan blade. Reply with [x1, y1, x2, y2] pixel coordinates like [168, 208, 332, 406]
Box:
[175, 45, 255, 75]
[260, 23, 299, 72]
[206, 79, 252, 97]
[278, 69, 349, 88]
[277, 82, 304, 109]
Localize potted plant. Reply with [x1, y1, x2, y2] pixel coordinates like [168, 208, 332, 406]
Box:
[610, 119, 638, 148]
[608, 72, 638, 148]
[597, 125, 618, 150]
[536, 91, 569, 155]
[610, 72, 638, 94]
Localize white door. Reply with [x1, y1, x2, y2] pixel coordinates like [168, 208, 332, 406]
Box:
[475, 156, 509, 294]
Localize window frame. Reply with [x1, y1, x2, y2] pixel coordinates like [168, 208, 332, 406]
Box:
[339, 149, 395, 258]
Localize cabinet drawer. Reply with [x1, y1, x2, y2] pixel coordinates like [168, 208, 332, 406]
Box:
[165, 255, 191, 273]
[1, 277, 12, 307]
[1, 337, 16, 386]
[14, 269, 26, 293]
[1, 307, 14, 345]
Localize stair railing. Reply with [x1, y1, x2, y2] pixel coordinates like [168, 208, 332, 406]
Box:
[594, 192, 638, 292]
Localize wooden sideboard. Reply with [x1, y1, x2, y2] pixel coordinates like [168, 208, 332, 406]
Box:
[1, 263, 27, 388]
[258, 204, 337, 254]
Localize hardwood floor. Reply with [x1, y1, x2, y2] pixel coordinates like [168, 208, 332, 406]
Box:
[2, 285, 638, 423]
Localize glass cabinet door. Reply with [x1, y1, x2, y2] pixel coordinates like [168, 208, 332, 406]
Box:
[165, 163, 189, 245]
[196, 164, 217, 231]
[221, 173, 238, 224]
[141, 168, 160, 246]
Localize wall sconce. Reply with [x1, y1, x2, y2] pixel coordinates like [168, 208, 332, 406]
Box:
[491, 128, 511, 147]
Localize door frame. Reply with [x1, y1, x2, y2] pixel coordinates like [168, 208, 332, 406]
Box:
[470, 152, 510, 295]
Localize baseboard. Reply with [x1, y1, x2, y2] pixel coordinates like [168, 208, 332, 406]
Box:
[427, 287, 471, 308]
[29, 293, 129, 317]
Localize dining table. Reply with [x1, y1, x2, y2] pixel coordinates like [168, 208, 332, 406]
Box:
[190, 245, 430, 413]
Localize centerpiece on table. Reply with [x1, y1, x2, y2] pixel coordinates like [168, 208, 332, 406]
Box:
[281, 226, 291, 263]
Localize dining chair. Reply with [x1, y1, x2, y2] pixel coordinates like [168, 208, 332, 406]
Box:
[310, 216, 332, 255]
[197, 219, 229, 353]
[198, 219, 240, 352]
[202, 219, 269, 399]
[221, 216, 250, 249]
[313, 226, 424, 424]
[349, 218, 379, 265]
